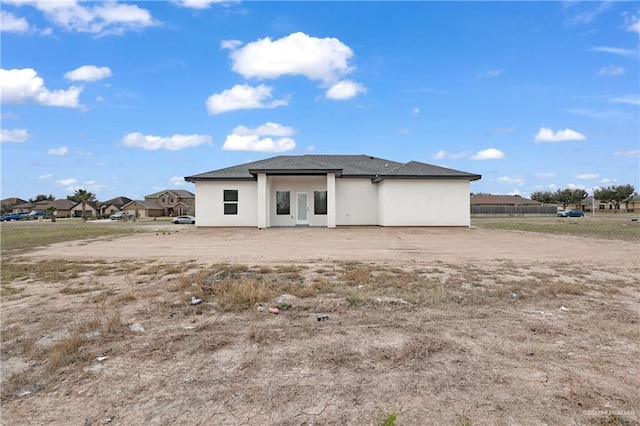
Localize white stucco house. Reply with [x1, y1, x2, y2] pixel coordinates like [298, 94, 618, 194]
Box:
[185, 154, 481, 228]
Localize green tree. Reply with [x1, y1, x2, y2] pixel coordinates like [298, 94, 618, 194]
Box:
[594, 185, 635, 213]
[28, 194, 55, 203]
[68, 189, 96, 220]
[530, 190, 556, 204]
[554, 188, 588, 209]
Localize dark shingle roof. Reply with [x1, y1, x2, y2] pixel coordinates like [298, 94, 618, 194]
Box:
[185, 155, 481, 181]
[145, 189, 195, 199]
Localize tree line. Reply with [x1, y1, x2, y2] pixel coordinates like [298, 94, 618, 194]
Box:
[531, 184, 635, 210]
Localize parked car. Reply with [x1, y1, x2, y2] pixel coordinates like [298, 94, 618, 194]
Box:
[558, 209, 584, 217]
[26, 211, 51, 219]
[109, 211, 133, 220]
[172, 215, 195, 224]
[0, 213, 25, 221]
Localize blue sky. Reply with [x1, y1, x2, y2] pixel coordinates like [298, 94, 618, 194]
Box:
[1, 0, 638, 202]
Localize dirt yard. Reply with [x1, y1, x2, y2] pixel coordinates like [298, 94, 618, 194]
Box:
[1, 225, 639, 425]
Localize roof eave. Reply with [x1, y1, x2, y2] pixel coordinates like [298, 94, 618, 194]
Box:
[372, 174, 482, 183]
[247, 168, 343, 177]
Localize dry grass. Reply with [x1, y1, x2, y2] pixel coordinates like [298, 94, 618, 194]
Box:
[1, 225, 638, 424]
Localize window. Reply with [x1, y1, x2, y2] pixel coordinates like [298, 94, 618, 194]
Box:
[224, 190, 238, 202]
[276, 191, 290, 215]
[224, 190, 238, 215]
[314, 191, 327, 215]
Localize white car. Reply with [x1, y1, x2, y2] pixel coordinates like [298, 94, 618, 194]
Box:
[172, 215, 195, 224]
[110, 211, 133, 220]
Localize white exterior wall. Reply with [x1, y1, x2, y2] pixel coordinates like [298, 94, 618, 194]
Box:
[267, 176, 327, 227]
[335, 178, 379, 225]
[378, 179, 471, 226]
[195, 181, 258, 227]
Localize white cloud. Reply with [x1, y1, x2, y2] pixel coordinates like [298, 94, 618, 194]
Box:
[590, 46, 638, 58]
[47, 146, 69, 156]
[172, 0, 231, 9]
[566, 183, 586, 190]
[64, 65, 113, 82]
[325, 80, 367, 100]
[121, 132, 212, 151]
[535, 172, 556, 178]
[471, 148, 505, 160]
[431, 149, 470, 160]
[478, 69, 501, 78]
[625, 13, 640, 34]
[169, 176, 186, 187]
[613, 150, 639, 158]
[38, 174, 52, 181]
[575, 173, 599, 180]
[412, 107, 420, 116]
[56, 178, 78, 186]
[498, 176, 525, 186]
[1, 111, 19, 120]
[1, 10, 30, 33]
[610, 95, 640, 105]
[1, 128, 29, 143]
[1, 68, 82, 108]
[597, 65, 624, 76]
[229, 32, 355, 84]
[222, 122, 296, 152]
[7, 0, 157, 35]
[206, 84, 287, 115]
[534, 127, 586, 143]
[221, 39, 243, 50]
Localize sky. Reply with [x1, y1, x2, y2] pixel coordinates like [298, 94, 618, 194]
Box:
[1, 0, 639, 202]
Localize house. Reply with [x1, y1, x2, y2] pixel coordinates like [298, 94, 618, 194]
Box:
[624, 195, 640, 212]
[98, 196, 133, 216]
[71, 201, 99, 218]
[122, 190, 195, 218]
[10, 199, 76, 217]
[185, 154, 481, 228]
[36, 199, 76, 217]
[1, 197, 27, 214]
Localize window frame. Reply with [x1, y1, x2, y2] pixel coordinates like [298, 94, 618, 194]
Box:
[314, 191, 327, 215]
[276, 191, 290, 215]
[223, 189, 239, 215]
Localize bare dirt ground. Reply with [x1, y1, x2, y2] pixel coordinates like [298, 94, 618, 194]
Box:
[2, 225, 639, 425]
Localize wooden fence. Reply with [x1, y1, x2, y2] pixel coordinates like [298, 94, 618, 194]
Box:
[471, 205, 558, 216]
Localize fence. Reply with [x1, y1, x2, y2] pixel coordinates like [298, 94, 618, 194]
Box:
[471, 205, 558, 216]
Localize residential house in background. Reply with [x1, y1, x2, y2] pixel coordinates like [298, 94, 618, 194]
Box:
[9, 199, 76, 217]
[71, 201, 99, 218]
[1, 197, 27, 214]
[185, 154, 481, 228]
[98, 196, 133, 216]
[572, 195, 640, 213]
[122, 190, 195, 218]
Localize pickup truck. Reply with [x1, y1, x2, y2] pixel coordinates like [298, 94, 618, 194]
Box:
[0, 213, 25, 221]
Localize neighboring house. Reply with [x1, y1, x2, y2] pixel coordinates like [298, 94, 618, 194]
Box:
[1, 197, 28, 214]
[12, 202, 35, 214]
[98, 196, 133, 216]
[572, 195, 640, 213]
[36, 199, 76, 217]
[624, 194, 640, 212]
[185, 154, 481, 228]
[11, 199, 77, 217]
[71, 201, 99, 218]
[122, 190, 195, 218]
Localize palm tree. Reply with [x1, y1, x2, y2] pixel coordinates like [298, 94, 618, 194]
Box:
[69, 189, 96, 221]
[45, 206, 57, 222]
